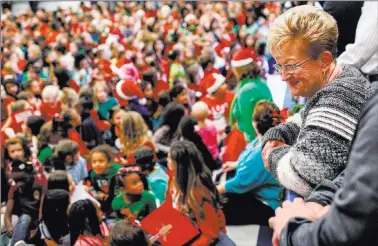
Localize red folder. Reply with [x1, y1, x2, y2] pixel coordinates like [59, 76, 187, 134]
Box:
[141, 202, 200, 246]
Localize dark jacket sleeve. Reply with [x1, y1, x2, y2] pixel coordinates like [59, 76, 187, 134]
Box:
[279, 92, 378, 246]
[305, 170, 345, 206]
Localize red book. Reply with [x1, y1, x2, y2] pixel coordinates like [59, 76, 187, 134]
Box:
[141, 202, 200, 246]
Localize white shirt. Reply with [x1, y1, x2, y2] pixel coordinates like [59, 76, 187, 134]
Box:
[337, 2, 378, 75]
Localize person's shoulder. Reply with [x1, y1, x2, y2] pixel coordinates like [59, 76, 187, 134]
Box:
[311, 66, 374, 107]
[39, 146, 53, 155]
[108, 97, 118, 104]
[112, 193, 124, 203]
[110, 164, 122, 173]
[142, 190, 156, 200]
[330, 66, 372, 92]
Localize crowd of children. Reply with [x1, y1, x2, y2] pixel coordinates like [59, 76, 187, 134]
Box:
[0, 1, 310, 245]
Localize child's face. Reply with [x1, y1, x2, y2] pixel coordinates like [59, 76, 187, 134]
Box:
[30, 81, 41, 95]
[143, 83, 154, 99]
[5, 83, 18, 96]
[124, 173, 144, 195]
[65, 152, 80, 167]
[174, 90, 188, 105]
[91, 152, 110, 175]
[113, 111, 125, 127]
[8, 143, 25, 160]
[95, 87, 108, 103]
[43, 96, 57, 108]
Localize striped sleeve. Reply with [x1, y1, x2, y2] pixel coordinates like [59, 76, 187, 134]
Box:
[305, 107, 357, 142]
[268, 106, 357, 197]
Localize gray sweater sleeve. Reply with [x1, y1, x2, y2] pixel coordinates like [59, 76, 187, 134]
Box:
[262, 122, 301, 147]
[265, 108, 351, 197]
[279, 92, 378, 246]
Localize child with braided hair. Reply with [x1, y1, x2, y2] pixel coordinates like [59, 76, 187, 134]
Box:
[111, 165, 156, 223]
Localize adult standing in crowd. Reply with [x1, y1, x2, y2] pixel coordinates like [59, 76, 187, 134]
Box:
[229, 48, 272, 142]
[322, 1, 364, 57]
[262, 5, 375, 197]
[337, 1, 378, 90]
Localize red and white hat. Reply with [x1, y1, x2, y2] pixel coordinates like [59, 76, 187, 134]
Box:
[205, 73, 226, 95]
[115, 80, 147, 105]
[231, 48, 258, 68]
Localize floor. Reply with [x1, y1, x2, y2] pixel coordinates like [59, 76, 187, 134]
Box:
[226, 225, 273, 246]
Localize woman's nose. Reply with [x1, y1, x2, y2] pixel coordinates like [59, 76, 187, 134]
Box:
[280, 70, 291, 81]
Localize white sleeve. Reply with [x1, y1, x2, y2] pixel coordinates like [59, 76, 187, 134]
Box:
[337, 2, 378, 68]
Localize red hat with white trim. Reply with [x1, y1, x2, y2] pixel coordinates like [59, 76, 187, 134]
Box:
[231, 48, 258, 68]
[115, 80, 147, 105]
[205, 73, 226, 95]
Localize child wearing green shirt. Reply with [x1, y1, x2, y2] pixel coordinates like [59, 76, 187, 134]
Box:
[86, 145, 122, 214]
[111, 165, 156, 223]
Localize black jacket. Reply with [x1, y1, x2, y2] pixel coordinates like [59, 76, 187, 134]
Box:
[279, 91, 378, 246]
[323, 1, 364, 57]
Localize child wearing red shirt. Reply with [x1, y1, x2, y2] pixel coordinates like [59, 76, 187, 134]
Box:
[40, 85, 62, 122]
[200, 73, 234, 133]
[166, 141, 235, 246]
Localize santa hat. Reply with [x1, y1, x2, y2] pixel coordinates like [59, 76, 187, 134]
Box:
[231, 48, 258, 68]
[205, 73, 226, 95]
[115, 80, 146, 105]
[110, 63, 139, 82]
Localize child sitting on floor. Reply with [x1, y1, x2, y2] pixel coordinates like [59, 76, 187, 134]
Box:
[51, 140, 88, 185]
[86, 145, 122, 214]
[134, 146, 168, 205]
[111, 166, 156, 223]
[40, 85, 62, 122]
[191, 101, 219, 161]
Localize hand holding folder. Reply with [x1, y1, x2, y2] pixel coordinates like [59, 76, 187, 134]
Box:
[141, 202, 200, 246]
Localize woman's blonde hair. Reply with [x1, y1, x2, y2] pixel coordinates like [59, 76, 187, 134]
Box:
[93, 81, 110, 106]
[120, 111, 155, 155]
[267, 5, 338, 59]
[61, 87, 79, 110]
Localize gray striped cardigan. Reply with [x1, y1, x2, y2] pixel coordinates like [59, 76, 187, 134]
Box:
[262, 65, 375, 197]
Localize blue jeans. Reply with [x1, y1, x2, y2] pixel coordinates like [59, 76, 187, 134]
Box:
[9, 214, 31, 246]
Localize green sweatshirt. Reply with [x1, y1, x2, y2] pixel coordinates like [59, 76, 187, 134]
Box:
[230, 76, 272, 142]
[112, 190, 156, 221]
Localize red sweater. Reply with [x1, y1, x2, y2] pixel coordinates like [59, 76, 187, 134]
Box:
[201, 91, 234, 122]
[166, 182, 226, 246]
[40, 101, 62, 122]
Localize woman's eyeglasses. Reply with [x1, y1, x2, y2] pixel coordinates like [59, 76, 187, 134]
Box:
[274, 58, 311, 74]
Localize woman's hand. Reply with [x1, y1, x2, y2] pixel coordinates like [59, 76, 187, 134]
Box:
[222, 161, 237, 172]
[262, 140, 286, 171]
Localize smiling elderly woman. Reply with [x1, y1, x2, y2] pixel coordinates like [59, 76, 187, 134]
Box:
[261, 5, 375, 197]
